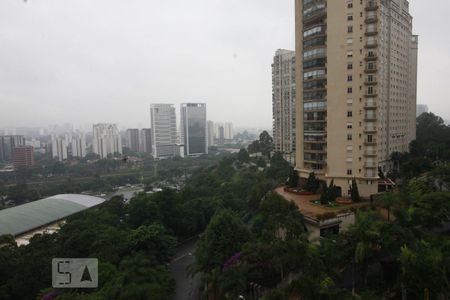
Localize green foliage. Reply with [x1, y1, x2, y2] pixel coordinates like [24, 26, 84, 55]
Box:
[305, 172, 320, 193]
[237, 148, 250, 163]
[287, 167, 299, 188]
[320, 180, 339, 205]
[196, 209, 250, 273]
[350, 178, 361, 203]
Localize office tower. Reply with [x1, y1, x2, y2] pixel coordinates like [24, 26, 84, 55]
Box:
[71, 134, 86, 158]
[207, 121, 216, 147]
[416, 104, 429, 117]
[12, 146, 35, 168]
[51, 136, 68, 161]
[180, 103, 208, 156]
[140, 128, 152, 153]
[92, 124, 123, 159]
[272, 49, 297, 154]
[295, 0, 418, 197]
[0, 135, 26, 162]
[150, 104, 180, 158]
[126, 129, 140, 153]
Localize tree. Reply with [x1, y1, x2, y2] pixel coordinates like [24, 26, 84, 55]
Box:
[305, 172, 320, 193]
[287, 167, 299, 188]
[320, 180, 338, 205]
[259, 131, 274, 158]
[237, 148, 250, 163]
[350, 178, 361, 203]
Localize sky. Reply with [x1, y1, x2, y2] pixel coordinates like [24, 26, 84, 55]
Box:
[0, 0, 449, 130]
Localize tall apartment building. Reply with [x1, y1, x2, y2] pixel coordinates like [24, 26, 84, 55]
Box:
[12, 146, 35, 168]
[92, 124, 122, 159]
[0, 135, 25, 162]
[150, 104, 180, 158]
[295, 0, 418, 197]
[214, 122, 234, 140]
[207, 121, 216, 147]
[272, 49, 297, 154]
[126, 129, 140, 153]
[71, 134, 86, 158]
[181, 103, 208, 156]
[140, 128, 152, 153]
[51, 136, 68, 161]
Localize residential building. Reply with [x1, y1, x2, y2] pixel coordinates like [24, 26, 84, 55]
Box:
[126, 129, 140, 153]
[295, 0, 418, 197]
[207, 121, 216, 147]
[71, 134, 86, 158]
[150, 104, 180, 158]
[224, 122, 234, 140]
[140, 128, 152, 154]
[181, 103, 208, 156]
[51, 136, 68, 161]
[12, 146, 35, 168]
[272, 49, 297, 155]
[92, 124, 122, 159]
[416, 104, 429, 117]
[0, 135, 25, 162]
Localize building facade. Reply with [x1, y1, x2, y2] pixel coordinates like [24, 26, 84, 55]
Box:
[150, 104, 180, 158]
[71, 134, 86, 158]
[181, 103, 208, 156]
[126, 129, 140, 153]
[140, 128, 152, 154]
[207, 121, 216, 147]
[295, 0, 418, 197]
[92, 124, 122, 159]
[12, 146, 35, 168]
[0, 135, 25, 162]
[51, 136, 68, 161]
[272, 49, 297, 155]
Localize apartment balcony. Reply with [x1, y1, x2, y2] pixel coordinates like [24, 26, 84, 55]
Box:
[364, 150, 377, 157]
[364, 114, 377, 121]
[365, 54, 378, 61]
[364, 162, 377, 168]
[365, 42, 378, 49]
[304, 159, 327, 165]
[364, 80, 378, 86]
[365, 16, 378, 24]
[303, 9, 327, 25]
[365, 67, 378, 73]
[364, 139, 377, 145]
[364, 92, 378, 98]
[304, 148, 327, 154]
[364, 171, 377, 178]
[366, 1, 379, 11]
[304, 118, 327, 123]
[365, 29, 378, 36]
[364, 126, 377, 133]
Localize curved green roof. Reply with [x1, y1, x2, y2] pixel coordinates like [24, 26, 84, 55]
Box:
[0, 194, 105, 237]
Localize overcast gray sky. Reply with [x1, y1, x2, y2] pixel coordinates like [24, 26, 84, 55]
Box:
[0, 0, 448, 130]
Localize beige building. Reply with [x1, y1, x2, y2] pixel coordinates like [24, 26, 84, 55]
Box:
[272, 49, 297, 155]
[295, 0, 418, 197]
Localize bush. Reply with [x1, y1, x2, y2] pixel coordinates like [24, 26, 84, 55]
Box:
[305, 172, 320, 193]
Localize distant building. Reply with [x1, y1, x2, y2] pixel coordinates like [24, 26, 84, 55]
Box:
[0, 135, 25, 162]
[181, 103, 208, 156]
[140, 128, 152, 154]
[12, 146, 35, 168]
[71, 134, 86, 158]
[207, 121, 215, 147]
[416, 104, 429, 117]
[272, 49, 296, 154]
[92, 124, 122, 159]
[150, 104, 180, 158]
[52, 136, 68, 161]
[126, 129, 140, 153]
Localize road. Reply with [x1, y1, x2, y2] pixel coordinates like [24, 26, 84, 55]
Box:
[170, 238, 201, 300]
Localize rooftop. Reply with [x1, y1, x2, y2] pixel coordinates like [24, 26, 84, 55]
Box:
[0, 194, 105, 237]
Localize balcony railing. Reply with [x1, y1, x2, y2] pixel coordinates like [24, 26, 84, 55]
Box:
[365, 67, 378, 73]
[364, 114, 377, 121]
[365, 54, 378, 61]
[366, 1, 379, 11]
[364, 139, 377, 145]
[364, 150, 377, 156]
[365, 42, 378, 49]
[364, 162, 377, 168]
[364, 126, 377, 133]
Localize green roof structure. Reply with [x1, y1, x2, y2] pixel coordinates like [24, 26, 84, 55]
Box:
[0, 194, 105, 237]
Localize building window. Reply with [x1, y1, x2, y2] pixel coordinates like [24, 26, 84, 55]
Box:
[347, 123, 353, 129]
[347, 63, 353, 70]
[347, 15, 353, 21]
[347, 51, 353, 58]
[347, 87, 353, 94]
[348, 26, 353, 33]
[347, 111, 353, 117]
[347, 169, 353, 175]
[347, 134, 353, 141]
[347, 75, 353, 82]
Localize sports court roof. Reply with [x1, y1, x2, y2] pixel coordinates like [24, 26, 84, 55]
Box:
[0, 194, 105, 237]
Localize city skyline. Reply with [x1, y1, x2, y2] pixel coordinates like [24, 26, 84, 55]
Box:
[0, 0, 447, 129]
